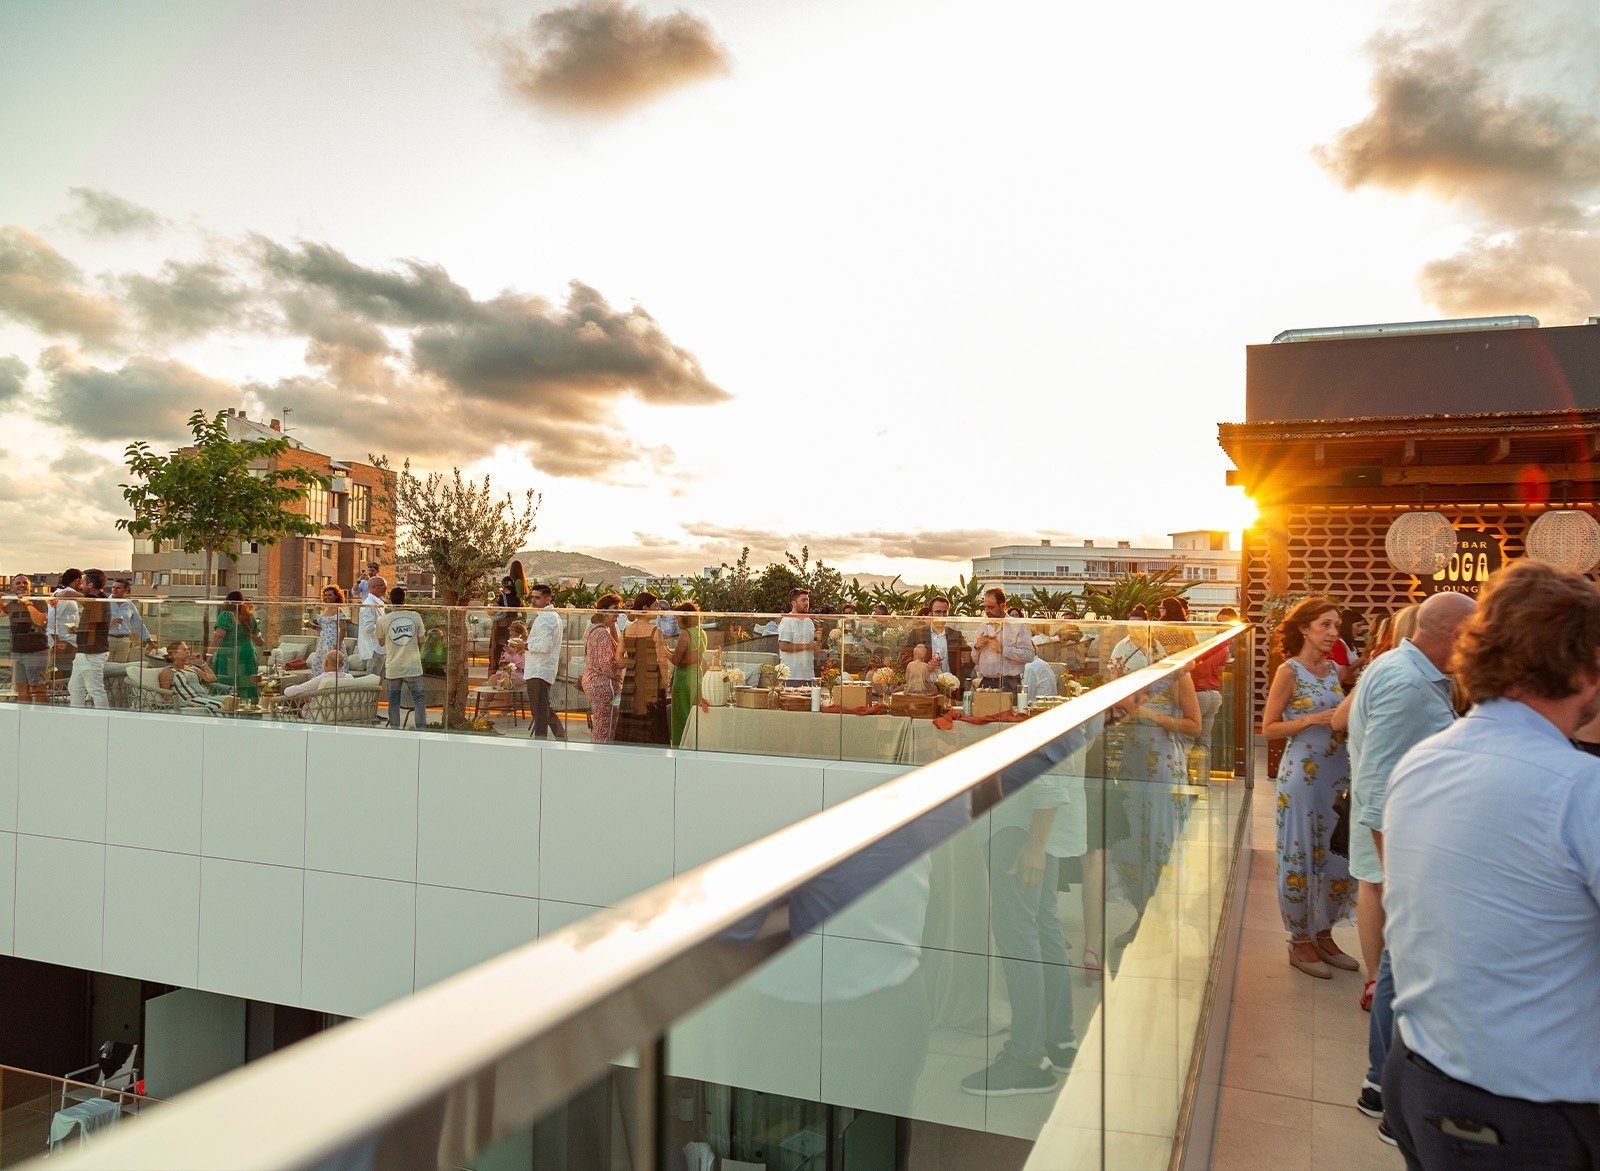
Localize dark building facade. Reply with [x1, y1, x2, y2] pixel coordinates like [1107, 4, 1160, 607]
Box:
[1220, 318, 1600, 702]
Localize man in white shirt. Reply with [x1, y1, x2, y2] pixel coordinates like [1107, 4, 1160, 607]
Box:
[1022, 654, 1058, 705]
[47, 567, 82, 679]
[972, 587, 1035, 692]
[777, 588, 820, 684]
[523, 583, 565, 739]
[377, 587, 426, 730]
[356, 575, 386, 675]
[284, 648, 355, 703]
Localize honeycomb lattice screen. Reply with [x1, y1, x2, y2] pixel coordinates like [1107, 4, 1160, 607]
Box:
[1243, 504, 1539, 709]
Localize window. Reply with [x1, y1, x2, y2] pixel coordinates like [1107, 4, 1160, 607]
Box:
[349, 484, 371, 532]
[238, 573, 259, 592]
[307, 576, 319, 596]
[304, 483, 331, 526]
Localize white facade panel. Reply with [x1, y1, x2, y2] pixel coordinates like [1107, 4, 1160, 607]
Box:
[18, 707, 109, 842]
[201, 721, 309, 867]
[304, 726, 420, 882]
[301, 870, 415, 1017]
[417, 736, 540, 897]
[108, 714, 205, 854]
[14, 833, 104, 970]
[198, 857, 304, 1007]
[0, 705, 17, 832]
[673, 753, 824, 874]
[103, 845, 201, 986]
[414, 885, 539, 991]
[539, 744, 675, 907]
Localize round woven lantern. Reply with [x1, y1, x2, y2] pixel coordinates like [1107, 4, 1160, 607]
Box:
[1525, 509, 1600, 572]
[1385, 511, 1456, 575]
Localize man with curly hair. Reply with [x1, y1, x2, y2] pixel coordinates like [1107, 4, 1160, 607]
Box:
[1381, 560, 1600, 1168]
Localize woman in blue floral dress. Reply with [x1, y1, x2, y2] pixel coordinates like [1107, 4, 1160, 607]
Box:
[1262, 597, 1358, 978]
[307, 585, 347, 677]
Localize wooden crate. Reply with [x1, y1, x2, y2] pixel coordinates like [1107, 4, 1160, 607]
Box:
[971, 689, 1013, 718]
[889, 693, 941, 719]
[831, 681, 871, 708]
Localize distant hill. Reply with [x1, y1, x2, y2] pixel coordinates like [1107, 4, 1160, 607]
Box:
[514, 549, 650, 583]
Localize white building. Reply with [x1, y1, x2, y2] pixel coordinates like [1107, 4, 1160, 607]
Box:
[972, 530, 1241, 613]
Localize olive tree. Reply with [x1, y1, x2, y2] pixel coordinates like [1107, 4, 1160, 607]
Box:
[373, 458, 539, 727]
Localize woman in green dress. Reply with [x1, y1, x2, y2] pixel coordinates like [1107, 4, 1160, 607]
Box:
[669, 602, 707, 746]
[210, 590, 265, 702]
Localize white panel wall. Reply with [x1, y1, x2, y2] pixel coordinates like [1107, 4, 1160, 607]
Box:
[0, 705, 907, 1022]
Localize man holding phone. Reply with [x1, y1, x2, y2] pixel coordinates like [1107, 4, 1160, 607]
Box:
[1381, 560, 1600, 1168]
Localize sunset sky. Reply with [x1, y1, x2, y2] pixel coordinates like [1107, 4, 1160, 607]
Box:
[3, 0, 1597, 584]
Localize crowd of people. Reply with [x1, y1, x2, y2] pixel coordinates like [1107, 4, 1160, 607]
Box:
[1266, 562, 1600, 1170]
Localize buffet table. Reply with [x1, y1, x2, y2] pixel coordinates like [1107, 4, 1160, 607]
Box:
[678, 705, 921, 764]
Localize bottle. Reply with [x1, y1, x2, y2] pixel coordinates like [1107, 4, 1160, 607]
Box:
[810, 684, 821, 712]
[962, 687, 973, 718]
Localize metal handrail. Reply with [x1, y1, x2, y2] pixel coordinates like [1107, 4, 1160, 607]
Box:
[44, 625, 1248, 1171]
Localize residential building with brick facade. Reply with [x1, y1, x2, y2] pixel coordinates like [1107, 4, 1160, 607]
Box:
[130, 409, 394, 600]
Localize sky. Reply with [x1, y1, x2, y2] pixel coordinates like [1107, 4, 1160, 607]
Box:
[3, 0, 1598, 583]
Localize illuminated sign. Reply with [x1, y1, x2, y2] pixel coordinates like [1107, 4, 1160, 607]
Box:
[1418, 527, 1502, 597]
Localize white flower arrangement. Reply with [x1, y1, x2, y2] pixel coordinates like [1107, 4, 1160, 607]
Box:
[870, 666, 898, 690]
[1060, 674, 1086, 698]
[724, 666, 747, 686]
[935, 671, 961, 693]
[829, 627, 844, 642]
[774, 663, 791, 681]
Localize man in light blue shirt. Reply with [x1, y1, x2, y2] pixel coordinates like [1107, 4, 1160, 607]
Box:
[1382, 561, 1600, 1167]
[106, 578, 156, 663]
[1345, 592, 1474, 1141]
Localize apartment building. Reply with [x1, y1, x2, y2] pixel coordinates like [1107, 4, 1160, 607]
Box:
[972, 530, 1241, 612]
[129, 409, 394, 600]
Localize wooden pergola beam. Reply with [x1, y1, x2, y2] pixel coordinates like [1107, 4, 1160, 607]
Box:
[1482, 438, 1512, 464]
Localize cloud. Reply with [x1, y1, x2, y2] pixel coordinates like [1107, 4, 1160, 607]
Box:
[258, 238, 474, 326]
[14, 212, 728, 483]
[580, 526, 1074, 576]
[1316, 1, 1600, 320]
[0, 354, 25, 403]
[1417, 226, 1600, 319]
[38, 346, 242, 446]
[48, 446, 131, 516]
[0, 227, 124, 346]
[64, 186, 165, 236]
[411, 281, 728, 409]
[1315, 35, 1600, 225]
[493, 0, 729, 115]
[122, 259, 256, 339]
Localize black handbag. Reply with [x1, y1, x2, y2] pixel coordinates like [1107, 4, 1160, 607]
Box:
[1330, 788, 1351, 858]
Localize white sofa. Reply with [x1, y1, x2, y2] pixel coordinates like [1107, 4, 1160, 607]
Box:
[300, 674, 383, 726]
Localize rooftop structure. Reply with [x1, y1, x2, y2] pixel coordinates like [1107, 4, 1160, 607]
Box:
[1221, 315, 1600, 701]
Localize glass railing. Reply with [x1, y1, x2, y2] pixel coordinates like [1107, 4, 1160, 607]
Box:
[0, 1065, 154, 1166]
[1, 593, 1245, 771]
[36, 624, 1253, 1171]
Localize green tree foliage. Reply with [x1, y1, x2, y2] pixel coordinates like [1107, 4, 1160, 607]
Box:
[1079, 568, 1192, 620]
[1026, 586, 1080, 618]
[118, 409, 326, 601]
[372, 457, 539, 727]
